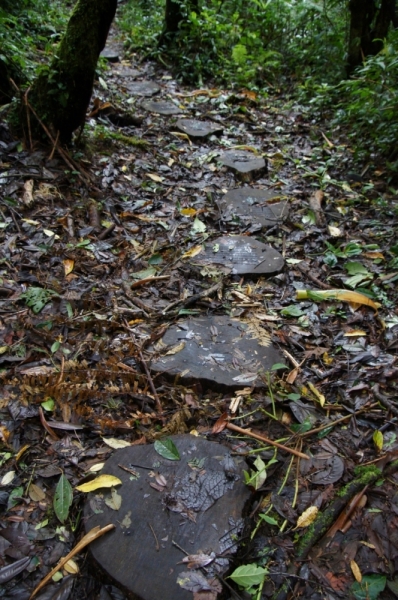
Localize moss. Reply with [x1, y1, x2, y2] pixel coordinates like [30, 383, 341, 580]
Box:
[337, 465, 381, 498]
[95, 129, 149, 148]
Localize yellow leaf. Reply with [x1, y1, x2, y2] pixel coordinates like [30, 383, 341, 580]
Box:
[373, 430, 383, 453]
[350, 560, 362, 583]
[165, 341, 186, 355]
[76, 475, 122, 492]
[344, 329, 367, 337]
[147, 173, 163, 183]
[181, 245, 203, 259]
[322, 351, 333, 365]
[63, 259, 74, 276]
[363, 251, 384, 260]
[1, 471, 15, 486]
[29, 483, 46, 502]
[295, 506, 318, 529]
[89, 462, 105, 472]
[0, 346, 8, 355]
[180, 208, 197, 217]
[308, 382, 325, 407]
[296, 289, 381, 311]
[64, 559, 79, 574]
[102, 438, 131, 449]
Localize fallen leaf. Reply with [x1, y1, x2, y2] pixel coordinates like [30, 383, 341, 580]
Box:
[64, 559, 79, 574]
[295, 505, 319, 529]
[76, 475, 122, 492]
[102, 438, 131, 449]
[296, 289, 381, 311]
[104, 487, 122, 510]
[351, 560, 362, 583]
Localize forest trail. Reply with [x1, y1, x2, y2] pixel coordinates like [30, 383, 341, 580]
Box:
[1, 24, 398, 600]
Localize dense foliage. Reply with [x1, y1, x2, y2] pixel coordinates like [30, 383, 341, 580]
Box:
[1, 0, 397, 176]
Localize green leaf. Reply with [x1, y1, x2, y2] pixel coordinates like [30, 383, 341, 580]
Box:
[229, 564, 267, 589]
[51, 341, 60, 354]
[345, 261, 368, 275]
[148, 253, 163, 265]
[271, 363, 288, 371]
[373, 430, 383, 452]
[281, 305, 304, 317]
[54, 474, 73, 524]
[351, 574, 386, 600]
[287, 393, 301, 402]
[41, 399, 55, 411]
[259, 514, 278, 526]
[7, 486, 24, 510]
[191, 217, 206, 234]
[154, 438, 180, 461]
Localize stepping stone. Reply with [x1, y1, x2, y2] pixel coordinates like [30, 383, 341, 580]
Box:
[149, 315, 284, 389]
[112, 65, 141, 79]
[100, 48, 120, 62]
[218, 188, 289, 229]
[220, 150, 266, 181]
[142, 100, 183, 115]
[175, 119, 223, 139]
[127, 81, 160, 97]
[84, 435, 250, 600]
[193, 235, 284, 276]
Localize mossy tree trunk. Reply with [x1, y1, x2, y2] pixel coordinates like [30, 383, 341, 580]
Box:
[347, 0, 397, 74]
[161, 0, 199, 42]
[24, 0, 117, 143]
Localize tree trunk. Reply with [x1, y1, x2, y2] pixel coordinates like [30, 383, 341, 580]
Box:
[161, 0, 199, 42]
[22, 0, 117, 143]
[347, 0, 396, 74]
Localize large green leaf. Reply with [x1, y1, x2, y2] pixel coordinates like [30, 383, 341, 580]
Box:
[54, 474, 73, 524]
[351, 574, 386, 600]
[229, 564, 267, 589]
[154, 438, 180, 461]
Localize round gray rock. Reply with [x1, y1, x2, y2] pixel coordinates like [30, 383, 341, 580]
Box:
[193, 235, 284, 275]
[175, 119, 223, 139]
[127, 81, 160, 97]
[220, 150, 266, 181]
[142, 100, 183, 115]
[218, 187, 289, 229]
[84, 435, 250, 600]
[149, 315, 285, 389]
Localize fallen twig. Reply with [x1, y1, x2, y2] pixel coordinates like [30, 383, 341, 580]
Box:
[225, 422, 309, 460]
[373, 383, 398, 418]
[138, 350, 165, 425]
[29, 524, 115, 599]
[163, 280, 223, 314]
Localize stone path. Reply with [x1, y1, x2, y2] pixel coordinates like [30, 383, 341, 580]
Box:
[86, 42, 290, 600]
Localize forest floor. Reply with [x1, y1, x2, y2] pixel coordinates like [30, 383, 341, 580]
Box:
[1, 23, 398, 600]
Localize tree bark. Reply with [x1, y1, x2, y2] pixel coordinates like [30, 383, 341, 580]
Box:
[347, 0, 396, 74]
[22, 0, 117, 143]
[161, 0, 199, 42]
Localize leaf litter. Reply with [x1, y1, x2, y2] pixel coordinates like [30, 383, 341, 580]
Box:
[0, 21, 398, 600]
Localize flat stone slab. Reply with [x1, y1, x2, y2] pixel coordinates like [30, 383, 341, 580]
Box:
[112, 65, 141, 79]
[100, 48, 120, 62]
[150, 315, 284, 388]
[142, 100, 183, 115]
[220, 150, 266, 181]
[218, 188, 289, 229]
[126, 81, 160, 97]
[175, 119, 223, 139]
[84, 435, 250, 600]
[192, 236, 284, 276]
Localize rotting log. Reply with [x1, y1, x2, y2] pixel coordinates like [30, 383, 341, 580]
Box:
[19, 0, 117, 143]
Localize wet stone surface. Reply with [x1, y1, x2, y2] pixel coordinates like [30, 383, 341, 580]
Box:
[142, 100, 183, 115]
[175, 119, 224, 138]
[100, 48, 120, 62]
[149, 315, 285, 389]
[193, 235, 284, 276]
[218, 187, 290, 229]
[220, 150, 267, 181]
[126, 81, 160, 97]
[84, 435, 250, 600]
